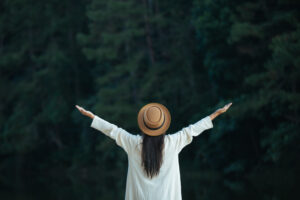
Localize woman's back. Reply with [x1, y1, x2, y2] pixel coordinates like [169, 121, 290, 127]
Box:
[125, 135, 182, 200]
[90, 115, 213, 200]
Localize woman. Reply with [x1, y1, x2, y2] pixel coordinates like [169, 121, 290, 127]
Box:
[75, 102, 232, 200]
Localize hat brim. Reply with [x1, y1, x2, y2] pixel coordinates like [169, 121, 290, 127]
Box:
[137, 103, 171, 136]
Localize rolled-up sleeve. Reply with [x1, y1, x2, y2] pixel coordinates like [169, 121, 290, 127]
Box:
[90, 115, 136, 153]
[171, 116, 213, 153]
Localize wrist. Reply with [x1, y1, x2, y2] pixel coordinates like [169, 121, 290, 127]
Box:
[86, 112, 94, 119]
[216, 109, 223, 115]
[90, 113, 95, 119]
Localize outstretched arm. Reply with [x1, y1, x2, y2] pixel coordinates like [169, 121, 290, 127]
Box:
[75, 105, 136, 153]
[171, 102, 233, 153]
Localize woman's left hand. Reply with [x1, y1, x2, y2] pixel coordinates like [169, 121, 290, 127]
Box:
[217, 102, 232, 114]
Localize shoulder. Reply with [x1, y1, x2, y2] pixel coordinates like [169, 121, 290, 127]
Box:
[165, 132, 182, 141]
[126, 134, 143, 155]
[164, 133, 178, 146]
[126, 134, 142, 147]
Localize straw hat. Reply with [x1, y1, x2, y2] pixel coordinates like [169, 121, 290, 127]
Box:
[137, 103, 171, 136]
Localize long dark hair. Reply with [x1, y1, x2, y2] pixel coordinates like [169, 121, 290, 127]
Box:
[141, 133, 165, 178]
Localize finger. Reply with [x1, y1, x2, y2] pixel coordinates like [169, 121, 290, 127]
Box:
[76, 106, 81, 111]
[225, 103, 232, 108]
[224, 103, 232, 110]
[77, 105, 85, 111]
[76, 105, 85, 113]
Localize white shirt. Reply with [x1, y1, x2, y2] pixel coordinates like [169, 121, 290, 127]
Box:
[90, 115, 213, 200]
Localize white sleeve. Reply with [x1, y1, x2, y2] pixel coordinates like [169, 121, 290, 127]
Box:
[90, 115, 136, 154]
[170, 116, 213, 153]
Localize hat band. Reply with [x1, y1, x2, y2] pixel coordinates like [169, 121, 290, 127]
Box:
[143, 114, 165, 130]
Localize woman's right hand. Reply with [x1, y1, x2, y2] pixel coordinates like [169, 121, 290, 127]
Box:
[75, 105, 95, 119]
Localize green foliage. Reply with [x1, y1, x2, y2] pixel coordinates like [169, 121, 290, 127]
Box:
[0, 0, 92, 177]
[0, 0, 299, 198]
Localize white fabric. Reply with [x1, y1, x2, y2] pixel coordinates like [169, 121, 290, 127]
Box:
[90, 115, 213, 200]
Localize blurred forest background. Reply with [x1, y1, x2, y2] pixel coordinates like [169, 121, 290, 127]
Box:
[0, 0, 299, 199]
